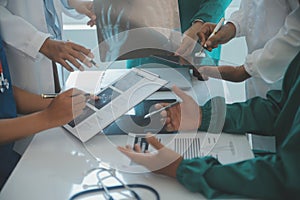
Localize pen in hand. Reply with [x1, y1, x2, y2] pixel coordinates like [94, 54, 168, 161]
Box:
[41, 93, 92, 99]
[195, 17, 225, 57]
[144, 101, 181, 119]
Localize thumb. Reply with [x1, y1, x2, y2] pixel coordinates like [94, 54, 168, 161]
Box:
[146, 133, 164, 150]
[84, 9, 96, 20]
[171, 85, 190, 102]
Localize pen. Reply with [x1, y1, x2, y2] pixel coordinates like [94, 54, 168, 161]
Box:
[144, 101, 181, 119]
[83, 54, 99, 68]
[41, 93, 91, 99]
[195, 17, 225, 57]
[86, 57, 99, 68]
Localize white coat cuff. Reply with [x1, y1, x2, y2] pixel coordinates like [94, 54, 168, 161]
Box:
[244, 54, 259, 78]
[26, 32, 50, 60]
[227, 20, 240, 38]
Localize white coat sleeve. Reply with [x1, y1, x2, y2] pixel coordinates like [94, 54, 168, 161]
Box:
[0, 0, 50, 60]
[55, 0, 85, 20]
[227, 0, 247, 37]
[244, 6, 300, 83]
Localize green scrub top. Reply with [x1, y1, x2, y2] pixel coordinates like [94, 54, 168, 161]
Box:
[178, 0, 232, 59]
[176, 52, 300, 199]
[127, 0, 232, 68]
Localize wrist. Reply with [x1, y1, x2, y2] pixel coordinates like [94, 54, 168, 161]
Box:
[224, 22, 236, 40]
[190, 20, 204, 33]
[39, 37, 51, 56]
[38, 109, 59, 130]
[167, 156, 184, 178]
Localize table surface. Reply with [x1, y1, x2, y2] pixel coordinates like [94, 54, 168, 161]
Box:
[0, 69, 243, 200]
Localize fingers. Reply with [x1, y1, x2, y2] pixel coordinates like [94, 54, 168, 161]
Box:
[83, 2, 96, 22]
[205, 35, 221, 51]
[66, 42, 94, 69]
[59, 60, 74, 72]
[171, 86, 190, 102]
[146, 133, 164, 150]
[175, 37, 196, 56]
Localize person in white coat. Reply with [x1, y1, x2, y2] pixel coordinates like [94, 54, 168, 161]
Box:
[0, 0, 96, 94]
[197, 0, 300, 98]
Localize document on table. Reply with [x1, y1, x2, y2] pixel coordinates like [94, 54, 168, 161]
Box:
[64, 68, 168, 142]
[84, 132, 254, 173]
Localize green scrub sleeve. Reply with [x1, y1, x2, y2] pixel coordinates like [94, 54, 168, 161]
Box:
[199, 90, 283, 136]
[177, 108, 300, 199]
[177, 155, 285, 199]
[189, 0, 232, 25]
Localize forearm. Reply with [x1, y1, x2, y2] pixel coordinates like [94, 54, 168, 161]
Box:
[0, 110, 54, 143]
[199, 92, 282, 135]
[13, 86, 51, 114]
[176, 155, 288, 199]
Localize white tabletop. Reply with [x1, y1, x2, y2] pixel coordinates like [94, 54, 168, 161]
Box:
[0, 69, 240, 200]
[0, 127, 204, 200]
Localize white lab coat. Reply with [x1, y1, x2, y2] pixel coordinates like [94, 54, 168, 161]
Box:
[0, 0, 82, 94]
[229, 0, 300, 98]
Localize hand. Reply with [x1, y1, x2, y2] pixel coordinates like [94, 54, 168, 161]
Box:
[175, 21, 204, 56]
[40, 38, 94, 71]
[43, 88, 87, 127]
[118, 133, 183, 178]
[156, 86, 201, 132]
[197, 22, 236, 51]
[98, 5, 129, 61]
[198, 65, 251, 82]
[68, 0, 96, 26]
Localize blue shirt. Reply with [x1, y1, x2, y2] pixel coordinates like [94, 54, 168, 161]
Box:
[43, 0, 71, 40]
[0, 34, 20, 189]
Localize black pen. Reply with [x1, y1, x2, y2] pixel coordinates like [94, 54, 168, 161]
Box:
[41, 93, 91, 99]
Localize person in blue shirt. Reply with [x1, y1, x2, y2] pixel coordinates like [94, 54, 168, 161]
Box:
[0, 34, 88, 189]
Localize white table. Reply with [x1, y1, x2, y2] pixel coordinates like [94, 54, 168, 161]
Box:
[0, 70, 245, 200]
[1, 127, 206, 200]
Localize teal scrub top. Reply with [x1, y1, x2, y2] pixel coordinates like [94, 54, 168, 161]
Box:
[127, 0, 232, 68]
[0, 34, 19, 189]
[176, 52, 300, 199]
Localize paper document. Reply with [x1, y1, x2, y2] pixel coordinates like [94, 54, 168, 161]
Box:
[84, 132, 254, 172]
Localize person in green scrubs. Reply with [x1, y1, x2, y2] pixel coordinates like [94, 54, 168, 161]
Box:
[119, 51, 300, 199]
[127, 0, 232, 68]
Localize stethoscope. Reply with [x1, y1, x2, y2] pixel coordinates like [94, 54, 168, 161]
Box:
[69, 184, 160, 200]
[68, 167, 160, 200]
[0, 60, 9, 93]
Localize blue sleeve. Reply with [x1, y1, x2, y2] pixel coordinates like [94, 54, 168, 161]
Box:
[60, 0, 72, 9]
